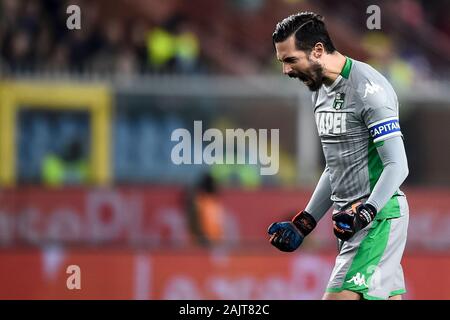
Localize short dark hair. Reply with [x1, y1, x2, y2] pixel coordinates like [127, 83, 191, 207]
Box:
[272, 12, 336, 53]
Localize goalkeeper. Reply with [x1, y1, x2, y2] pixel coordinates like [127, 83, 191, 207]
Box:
[268, 12, 409, 300]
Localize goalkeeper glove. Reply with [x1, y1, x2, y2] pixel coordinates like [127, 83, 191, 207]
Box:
[268, 211, 317, 252]
[332, 202, 377, 241]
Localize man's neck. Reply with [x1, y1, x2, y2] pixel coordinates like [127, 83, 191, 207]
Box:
[322, 51, 347, 86]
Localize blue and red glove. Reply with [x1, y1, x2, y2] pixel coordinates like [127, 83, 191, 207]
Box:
[268, 211, 317, 252]
[332, 202, 377, 241]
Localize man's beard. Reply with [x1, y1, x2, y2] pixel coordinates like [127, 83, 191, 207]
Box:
[288, 61, 325, 92]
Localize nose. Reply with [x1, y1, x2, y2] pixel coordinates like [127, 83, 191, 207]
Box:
[283, 63, 292, 75]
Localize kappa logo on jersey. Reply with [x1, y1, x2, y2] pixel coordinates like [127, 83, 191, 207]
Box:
[346, 272, 369, 288]
[368, 117, 401, 142]
[316, 112, 347, 135]
[333, 92, 346, 110]
[363, 82, 382, 98]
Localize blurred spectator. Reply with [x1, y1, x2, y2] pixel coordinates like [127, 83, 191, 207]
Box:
[173, 19, 200, 73]
[41, 137, 90, 186]
[362, 32, 415, 90]
[146, 27, 176, 71]
[4, 28, 33, 71]
[208, 117, 262, 189]
[146, 15, 200, 73]
[186, 173, 225, 247]
[130, 19, 149, 72]
[115, 48, 138, 76]
[211, 163, 261, 189]
[46, 43, 70, 72]
[397, 0, 425, 29]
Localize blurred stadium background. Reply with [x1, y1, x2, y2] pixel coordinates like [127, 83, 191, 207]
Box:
[0, 0, 450, 299]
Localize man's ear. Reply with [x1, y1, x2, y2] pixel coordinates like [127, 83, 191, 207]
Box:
[311, 42, 325, 59]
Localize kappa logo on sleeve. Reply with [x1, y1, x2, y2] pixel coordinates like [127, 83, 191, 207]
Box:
[363, 82, 382, 98]
[368, 117, 402, 142]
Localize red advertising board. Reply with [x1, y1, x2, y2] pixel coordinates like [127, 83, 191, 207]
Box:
[0, 187, 449, 250]
[0, 249, 448, 299]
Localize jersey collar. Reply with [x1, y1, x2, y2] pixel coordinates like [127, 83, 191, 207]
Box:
[340, 56, 353, 79]
[322, 56, 351, 92]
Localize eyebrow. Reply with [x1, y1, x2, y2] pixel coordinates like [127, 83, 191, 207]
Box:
[278, 56, 297, 63]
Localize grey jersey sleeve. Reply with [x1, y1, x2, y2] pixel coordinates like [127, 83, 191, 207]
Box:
[305, 166, 334, 221]
[358, 77, 403, 143]
[366, 136, 409, 212]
